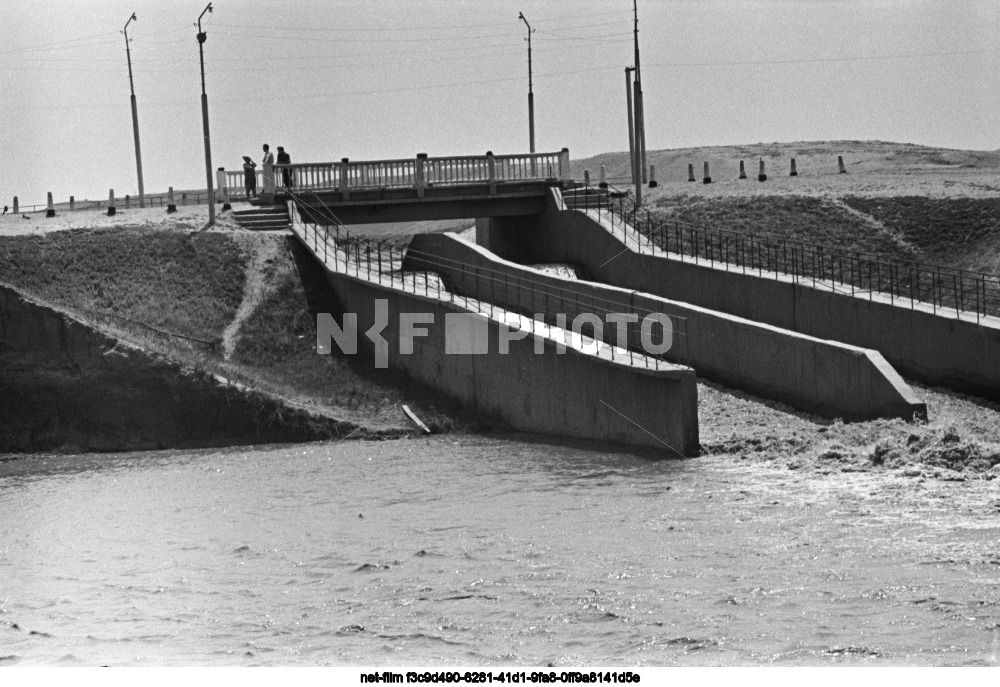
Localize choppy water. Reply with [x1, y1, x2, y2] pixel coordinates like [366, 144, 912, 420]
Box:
[1, 435, 999, 666]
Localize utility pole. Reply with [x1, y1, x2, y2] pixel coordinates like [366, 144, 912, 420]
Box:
[123, 13, 145, 208]
[518, 12, 535, 153]
[625, 67, 641, 206]
[633, 0, 647, 184]
[197, 3, 215, 226]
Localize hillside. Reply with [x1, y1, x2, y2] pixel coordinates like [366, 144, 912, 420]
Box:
[573, 140, 1000, 198]
[573, 141, 1000, 275]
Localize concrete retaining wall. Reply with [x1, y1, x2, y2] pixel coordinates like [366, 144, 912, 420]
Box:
[406, 232, 926, 421]
[477, 189, 1000, 401]
[291, 229, 700, 455]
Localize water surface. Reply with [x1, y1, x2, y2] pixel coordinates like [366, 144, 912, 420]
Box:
[1, 436, 998, 666]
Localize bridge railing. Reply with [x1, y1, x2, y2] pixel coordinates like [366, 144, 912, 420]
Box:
[221, 150, 570, 199]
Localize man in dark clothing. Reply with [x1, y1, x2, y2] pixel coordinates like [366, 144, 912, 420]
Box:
[276, 146, 292, 189]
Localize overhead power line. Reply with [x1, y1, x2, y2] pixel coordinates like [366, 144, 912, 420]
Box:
[207, 8, 631, 33]
[646, 48, 992, 69]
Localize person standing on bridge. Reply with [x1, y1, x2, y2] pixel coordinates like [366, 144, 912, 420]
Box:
[261, 144, 275, 194]
[242, 156, 258, 199]
[276, 146, 292, 189]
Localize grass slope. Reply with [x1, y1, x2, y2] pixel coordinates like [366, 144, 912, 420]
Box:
[649, 195, 920, 260]
[230, 236, 485, 432]
[841, 197, 1000, 273]
[0, 227, 245, 342]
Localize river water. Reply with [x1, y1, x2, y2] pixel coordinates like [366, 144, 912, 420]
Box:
[1, 435, 999, 666]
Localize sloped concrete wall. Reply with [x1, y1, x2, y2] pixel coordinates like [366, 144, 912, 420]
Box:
[287, 220, 700, 455]
[478, 190, 1000, 401]
[322, 272, 698, 455]
[407, 233, 925, 421]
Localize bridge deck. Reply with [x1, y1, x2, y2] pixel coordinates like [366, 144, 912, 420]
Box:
[220, 149, 572, 224]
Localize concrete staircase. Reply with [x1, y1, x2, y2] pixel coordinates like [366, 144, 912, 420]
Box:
[233, 205, 291, 231]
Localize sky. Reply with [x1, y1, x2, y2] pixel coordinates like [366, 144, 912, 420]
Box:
[2, 0, 999, 205]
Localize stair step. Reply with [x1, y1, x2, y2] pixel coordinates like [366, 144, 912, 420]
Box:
[237, 218, 290, 226]
[236, 217, 291, 226]
[237, 222, 291, 231]
[233, 207, 288, 217]
[236, 213, 289, 221]
[233, 213, 289, 220]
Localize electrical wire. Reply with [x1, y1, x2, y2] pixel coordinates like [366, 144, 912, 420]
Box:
[645, 48, 993, 69]
[0, 30, 119, 55]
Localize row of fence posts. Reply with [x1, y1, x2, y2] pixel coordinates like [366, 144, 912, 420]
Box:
[10, 188, 185, 217]
[586, 165, 659, 190]
[584, 156, 850, 191]
[695, 156, 848, 184]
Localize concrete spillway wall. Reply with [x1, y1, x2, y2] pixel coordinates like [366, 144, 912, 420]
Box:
[406, 232, 925, 422]
[289, 219, 700, 455]
[477, 190, 1000, 401]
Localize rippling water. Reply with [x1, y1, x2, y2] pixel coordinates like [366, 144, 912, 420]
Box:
[1, 436, 999, 666]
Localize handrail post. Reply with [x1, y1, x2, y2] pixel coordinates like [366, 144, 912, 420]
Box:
[262, 158, 275, 195]
[559, 148, 570, 182]
[415, 153, 427, 198]
[216, 167, 230, 210]
[486, 151, 496, 195]
[340, 158, 350, 201]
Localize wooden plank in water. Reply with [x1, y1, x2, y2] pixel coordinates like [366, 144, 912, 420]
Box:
[402, 404, 431, 434]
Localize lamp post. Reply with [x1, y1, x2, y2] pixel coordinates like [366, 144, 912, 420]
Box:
[518, 12, 535, 154]
[123, 13, 145, 208]
[197, 3, 215, 226]
[625, 67, 641, 206]
[633, 0, 647, 184]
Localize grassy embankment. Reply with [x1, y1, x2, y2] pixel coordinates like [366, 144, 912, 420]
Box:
[645, 195, 1000, 274]
[0, 227, 245, 341]
[0, 224, 475, 437]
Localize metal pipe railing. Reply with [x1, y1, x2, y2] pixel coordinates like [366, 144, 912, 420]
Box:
[563, 182, 1000, 323]
[287, 190, 689, 368]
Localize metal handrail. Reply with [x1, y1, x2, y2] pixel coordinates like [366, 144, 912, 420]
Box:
[566, 183, 1000, 323]
[287, 190, 689, 368]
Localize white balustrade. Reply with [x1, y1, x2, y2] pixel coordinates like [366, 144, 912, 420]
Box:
[225, 150, 570, 198]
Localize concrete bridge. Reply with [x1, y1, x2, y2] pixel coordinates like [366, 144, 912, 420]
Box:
[220, 149, 571, 225]
[218, 147, 1000, 451]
